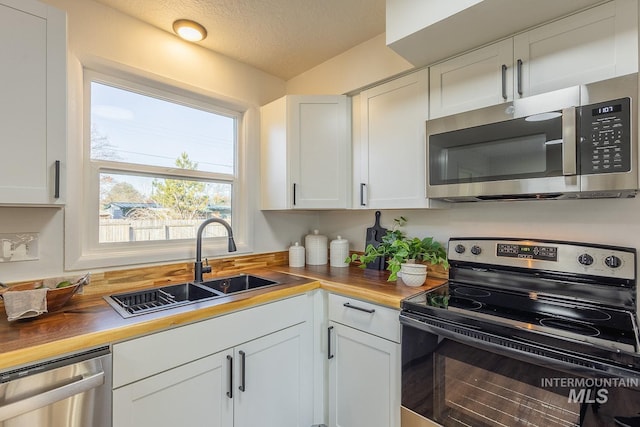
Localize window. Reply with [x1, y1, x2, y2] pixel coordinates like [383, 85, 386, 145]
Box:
[77, 70, 245, 268]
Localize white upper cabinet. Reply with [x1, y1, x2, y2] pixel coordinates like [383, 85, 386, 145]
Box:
[514, 0, 638, 97]
[429, 39, 514, 119]
[356, 69, 430, 208]
[0, 0, 66, 205]
[386, 0, 605, 68]
[260, 95, 351, 210]
[429, 0, 638, 119]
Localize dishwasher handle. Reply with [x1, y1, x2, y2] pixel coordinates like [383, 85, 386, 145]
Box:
[0, 370, 105, 421]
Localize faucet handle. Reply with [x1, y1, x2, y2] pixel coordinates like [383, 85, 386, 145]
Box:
[202, 258, 212, 274]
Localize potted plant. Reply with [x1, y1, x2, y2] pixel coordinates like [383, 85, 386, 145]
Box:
[346, 217, 449, 282]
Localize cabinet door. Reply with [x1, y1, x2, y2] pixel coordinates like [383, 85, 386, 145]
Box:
[429, 39, 514, 119]
[289, 95, 350, 209]
[113, 351, 233, 427]
[358, 69, 430, 208]
[327, 321, 401, 427]
[514, 0, 638, 98]
[0, 0, 65, 204]
[234, 323, 313, 427]
[260, 95, 350, 210]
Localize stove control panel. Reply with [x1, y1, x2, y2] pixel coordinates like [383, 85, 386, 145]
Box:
[448, 238, 635, 280]
[497, 243, 558, 261]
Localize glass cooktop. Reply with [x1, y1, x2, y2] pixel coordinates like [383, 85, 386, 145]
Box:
[403, 281, 639, 353]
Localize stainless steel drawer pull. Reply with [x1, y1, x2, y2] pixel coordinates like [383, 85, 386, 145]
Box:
[501, 65, 507, 100]
[54, 160, 61, 199]
[517, 59, 523, 96]
[292, 183, 297, 206]
[238, 350, 246, 392]
[327, 326, 334, 360]
[343, 302, 375, 314]
[360, 183, 367, 206]
[226, 355, 233, 398]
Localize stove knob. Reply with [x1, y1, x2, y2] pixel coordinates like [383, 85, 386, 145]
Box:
[454, 244, 466, 254]
[470, 245, 482, 256]
[577, 254, 594, 266]
[605, 255, 622, 268]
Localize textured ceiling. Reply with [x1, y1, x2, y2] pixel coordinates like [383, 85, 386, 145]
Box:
[94, 0, 386, 80]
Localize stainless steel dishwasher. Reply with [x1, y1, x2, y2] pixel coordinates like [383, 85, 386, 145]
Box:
[0, 346, 111, 426]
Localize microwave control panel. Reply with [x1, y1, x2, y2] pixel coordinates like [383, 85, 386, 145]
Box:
[579, 97, 631, 175]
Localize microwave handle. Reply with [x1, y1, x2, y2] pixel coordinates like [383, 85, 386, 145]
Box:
[561, 107, 577, 176]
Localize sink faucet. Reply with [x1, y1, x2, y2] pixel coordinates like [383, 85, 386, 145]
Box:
[194, 218, 237, 283]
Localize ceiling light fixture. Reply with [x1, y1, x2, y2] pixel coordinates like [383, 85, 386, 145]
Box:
[172, 19, 207, 42]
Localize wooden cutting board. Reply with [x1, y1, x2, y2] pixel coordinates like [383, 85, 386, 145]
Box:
[365, 211, 387, 270]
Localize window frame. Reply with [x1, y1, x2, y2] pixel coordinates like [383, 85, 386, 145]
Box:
[68, 68, 251, 270]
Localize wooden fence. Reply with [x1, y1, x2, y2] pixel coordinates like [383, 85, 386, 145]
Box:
[99, 219, 230, 243]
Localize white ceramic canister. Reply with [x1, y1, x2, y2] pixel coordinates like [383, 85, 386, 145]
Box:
[305, 229, 328, 265]
[289, 242, 305, 267]
[330, 235, 350, 268]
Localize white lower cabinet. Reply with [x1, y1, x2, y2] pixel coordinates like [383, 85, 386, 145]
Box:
[327, 294, 401, 427]
[328, 322, 400, 427]
[112, 291, 402, 427]
[112, 294, 314, 427]
[113, 351, 232, 427]
[234, 324, 310, 427]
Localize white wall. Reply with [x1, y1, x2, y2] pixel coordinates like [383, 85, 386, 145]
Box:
[286, 33, 413, 95]
[0, 208, 63, 282]
[319, 198, 640, 255]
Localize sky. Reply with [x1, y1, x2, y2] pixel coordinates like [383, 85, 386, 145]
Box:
[91, 81, 235, 175]
[90, 81, 235, 200]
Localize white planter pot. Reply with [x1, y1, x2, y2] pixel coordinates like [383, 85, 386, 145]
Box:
[399, 262, 427, 287]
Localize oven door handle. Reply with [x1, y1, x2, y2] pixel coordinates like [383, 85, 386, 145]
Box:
[0, 370, 105, 421]
[561, 107, 577, 176]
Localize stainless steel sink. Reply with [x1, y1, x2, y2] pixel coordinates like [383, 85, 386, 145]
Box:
[105, 274, 280, 318]
[199, 274, 279, 295]
[105, 283, 221, 318]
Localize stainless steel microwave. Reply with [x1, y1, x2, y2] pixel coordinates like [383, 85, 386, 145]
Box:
[426, 73, 638, 201]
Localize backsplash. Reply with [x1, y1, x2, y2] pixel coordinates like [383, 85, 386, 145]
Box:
[7, 251, 289, 298]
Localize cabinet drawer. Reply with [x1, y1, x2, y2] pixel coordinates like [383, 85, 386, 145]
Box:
[328, 293, 400, 343]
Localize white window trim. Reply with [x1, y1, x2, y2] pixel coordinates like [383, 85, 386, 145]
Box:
[65, 68, 252, 271]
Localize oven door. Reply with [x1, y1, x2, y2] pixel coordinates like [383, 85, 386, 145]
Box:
[401, 314, 640, 427]
[426, 91, 580, 201]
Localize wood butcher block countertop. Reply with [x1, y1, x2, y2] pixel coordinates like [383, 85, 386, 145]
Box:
[0, 264, 446, 371]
